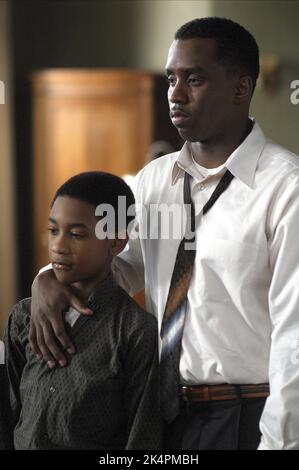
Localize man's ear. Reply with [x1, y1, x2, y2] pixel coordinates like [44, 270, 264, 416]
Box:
[234, 75, 253, 104]
[109, 236, 128, 257]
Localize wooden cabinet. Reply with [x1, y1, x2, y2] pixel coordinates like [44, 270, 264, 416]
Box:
[31, 69, 181, 271]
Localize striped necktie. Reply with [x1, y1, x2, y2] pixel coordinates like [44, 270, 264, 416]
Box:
[159, 169, 235, 423]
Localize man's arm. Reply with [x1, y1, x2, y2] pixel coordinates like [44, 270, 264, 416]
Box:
[124, 315, 163, 450]
[112, 237, 145, 296]
[112, 170, 145, 295]
[259, 174, 299, 450]
[31, 253, 144, 367]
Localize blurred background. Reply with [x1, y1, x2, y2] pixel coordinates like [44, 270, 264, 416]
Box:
[0, 0, 299, 335]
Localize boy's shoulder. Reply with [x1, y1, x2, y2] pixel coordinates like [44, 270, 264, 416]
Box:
[6, 298, 31, 340]
[116, 285, 157, 331]
[89, 274, 157, 331]
[10, 297, 31, 322]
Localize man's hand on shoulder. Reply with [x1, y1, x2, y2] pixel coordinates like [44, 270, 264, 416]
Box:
[30, 269, 93, 368]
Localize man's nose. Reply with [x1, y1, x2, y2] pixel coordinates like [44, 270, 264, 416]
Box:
[168, 79, 188, 104]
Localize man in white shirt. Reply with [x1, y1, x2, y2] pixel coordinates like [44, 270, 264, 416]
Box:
[29, 17, 299, 449]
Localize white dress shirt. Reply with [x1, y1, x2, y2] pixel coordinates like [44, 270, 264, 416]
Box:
[113, 121, 299, 450]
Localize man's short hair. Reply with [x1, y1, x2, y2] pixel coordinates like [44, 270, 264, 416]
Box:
[52, 171, 135, 232]
[175, 17, 259, 90]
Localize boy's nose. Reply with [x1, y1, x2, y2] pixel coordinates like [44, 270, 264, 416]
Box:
[53, 246, 69, 254]
[51, 237, 70, 254]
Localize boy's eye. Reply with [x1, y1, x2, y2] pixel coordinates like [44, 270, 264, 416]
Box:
[70, 232, 85, 239]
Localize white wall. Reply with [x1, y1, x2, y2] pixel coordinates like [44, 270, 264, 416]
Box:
[0, 0, 17, 335]
[132, 0, 212, 70]
[212, 0, 299, 155]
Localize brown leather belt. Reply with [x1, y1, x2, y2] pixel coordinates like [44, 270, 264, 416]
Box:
[179, 383, 269, 402]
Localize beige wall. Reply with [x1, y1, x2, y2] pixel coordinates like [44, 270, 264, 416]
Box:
[212, 0, 299, 155]
[131, 0, 212, 70]
[0, 1, 17, 336]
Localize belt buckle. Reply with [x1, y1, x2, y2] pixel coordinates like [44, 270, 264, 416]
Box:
[200, 385, 211, 401]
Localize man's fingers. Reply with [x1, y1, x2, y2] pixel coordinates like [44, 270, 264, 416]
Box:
[51, 317, 76, 355]
[29, 323, 42, 360]
[42, 321, 68, 367]
[35, 323, 55, 366]
[68, 294, 93, 316]
[30, 271, 76, 365]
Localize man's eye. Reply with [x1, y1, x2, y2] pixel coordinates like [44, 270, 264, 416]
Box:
[166, 75, 176, 86]
[48, 228, 58, 235]
[188, 76, 204, 85]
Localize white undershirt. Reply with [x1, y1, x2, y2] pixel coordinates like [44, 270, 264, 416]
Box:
[64, 307, 80, 328]
[191, 154, 226, 178]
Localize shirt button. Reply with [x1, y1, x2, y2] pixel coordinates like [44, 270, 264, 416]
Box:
[49, 386, 56, 394]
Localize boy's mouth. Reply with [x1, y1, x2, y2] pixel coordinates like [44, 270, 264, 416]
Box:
[52, 261, 72, 271]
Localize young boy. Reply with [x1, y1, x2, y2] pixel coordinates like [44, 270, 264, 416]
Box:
[1, 171, 162, 450]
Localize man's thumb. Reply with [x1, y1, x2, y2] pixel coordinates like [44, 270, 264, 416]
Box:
[68, 294, 94, 316]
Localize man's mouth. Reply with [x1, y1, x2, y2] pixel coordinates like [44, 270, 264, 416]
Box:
[170, 110, 191, 126]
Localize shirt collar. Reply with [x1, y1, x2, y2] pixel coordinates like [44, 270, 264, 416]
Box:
[172, 120, 267, 188]
[87, 272, 118, 313]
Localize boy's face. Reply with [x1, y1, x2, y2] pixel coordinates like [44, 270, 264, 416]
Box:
[48, 196, 119, 293]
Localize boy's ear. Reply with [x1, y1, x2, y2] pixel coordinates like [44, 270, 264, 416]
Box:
[109, 236, 128, 256]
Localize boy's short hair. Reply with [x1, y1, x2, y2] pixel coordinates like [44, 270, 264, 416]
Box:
[175, 17, 259, 91]
[52, 171, 135, 233]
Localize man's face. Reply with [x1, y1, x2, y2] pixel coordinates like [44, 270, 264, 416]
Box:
[165, 37, 239, 143]
[48, 196, 112, 290]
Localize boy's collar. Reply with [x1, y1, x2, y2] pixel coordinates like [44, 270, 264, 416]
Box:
[87, 272, 118, 312]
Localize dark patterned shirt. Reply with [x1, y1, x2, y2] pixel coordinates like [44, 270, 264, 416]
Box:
[0, 363, 10, 449]
[1, 274, 162, 450]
